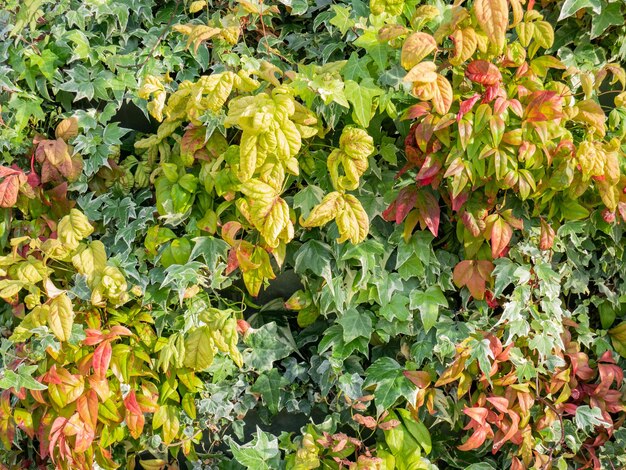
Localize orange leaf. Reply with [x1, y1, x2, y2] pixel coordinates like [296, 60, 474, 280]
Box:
[490, 217, 512, 258]
[524, 90, 563, 122]
[458, 424, 490, 451]
[401, 32, 437, 70]
[77, 390, 99, 430]
[466, 60, 502, 86]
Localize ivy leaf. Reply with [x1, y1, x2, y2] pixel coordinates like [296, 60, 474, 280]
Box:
[329, 5, 355, 36]
[343, 52, 372, 82]
[337, 308, 372, 343]
[229, 428, 280, 470]
[344, 79, 382, 128]
[364, 358, 416, 410]
[250, 369, 288, 415]
[574, 405, 610, 433]
[410, 286, 447, 332]
[558, 0, 602, 20]
[243, 323, 294, 371]
[591, 2, 623, 39]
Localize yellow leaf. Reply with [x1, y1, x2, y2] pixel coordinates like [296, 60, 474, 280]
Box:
[449, 28, 478, 66]
[48, 293, 74, 342]
[187, 25, 221, 53]
[242, 247, 275, 296]
[189, 0, 205, 13]
[473, 0, 508, 52]
[432, 74, 453, 115]
[184, 326, 214, 370]
[515, 22, 534, 48]
[573, 100, 606, 137]
[57, 209, 94, 250]
[339, 127, 374, 160]
[404, 61, 438, 84]
[401, 32, 437, 70]
[72, 240, 107, 279]
[300, 191, 344, 228]
[55, 117, 79, 141]
[336, 194, 369, 244]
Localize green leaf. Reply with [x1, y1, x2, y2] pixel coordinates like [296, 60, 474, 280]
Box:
[364, 358, 415, 410]
[229, 428, 280, 470]
[574, 405, 609, 433]
[337, 308, 372, 343]
[329, 5, 355, 36]
[558, 0, 602, 20]
[343, 53, 372, 82]
[409, 286, 447, 332]
[344, 79, 383, 127]
[250, 369, 288, 415]
[590, 2, 623, 39]
[243, 323, 295, 371]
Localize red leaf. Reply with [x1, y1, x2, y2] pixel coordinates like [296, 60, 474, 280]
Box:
[83, 329, 104, 346]
[92, 341, 112, 379]
[486, 396, 509, 414]
[0, 168, 22, 208]
[124, 390, 143, 415]
[382, 186, 418, 224]
[539, 219, 555, 250]
[415, 155, 442, 185]
[107, 325, 133, 339]
[404, 102, 432, 120]
[463, 407, 490, 426]
[466, 61, 502, 86]
[415, 190, 440, 237]
[458, 94, 481, 121]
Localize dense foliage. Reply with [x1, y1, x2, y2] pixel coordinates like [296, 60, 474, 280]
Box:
[1, 0, 626, 468]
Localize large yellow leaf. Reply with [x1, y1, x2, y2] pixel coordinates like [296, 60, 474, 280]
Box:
[72, 240, 107, 279]
[57, 209, 94, 250]
[573, 100, 606, 137]
[473, 0, 508, 52]
[533, 21, 554, 49]
[449, 28, 478, 66]
[401, 32, 437, 70]
[336, 194, 369, 244]
[301, 191, 344, 228]
[48, 293, 74, 342]
[404, 61, 438, 84]
[432, 74, 453, 115]
[183, 326, 215, 371]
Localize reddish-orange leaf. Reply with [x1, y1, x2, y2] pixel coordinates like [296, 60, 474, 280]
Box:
[539, 219, 555, 250]
[403, 370, 432, 388]
[458, 424, 490, 451]
[124, 390, 143, 415]
[466, 61, 502, 86]
[491, 217, 512, 258]
[92, 341, 112, 379]
[486, 396, 509, 414]
[0, 167, 22, 208]
[77, 390, 99, 430]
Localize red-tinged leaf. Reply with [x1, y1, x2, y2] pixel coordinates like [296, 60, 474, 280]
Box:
[0, 169, 22, 208]
[490, 217, 512, 258]
[415, 118, 434, 152]
[511, 457, 524, 470]
[486, 396, 509, 414]
[403, 370, 432, 388]
[13, 409, 34, 439]
[466, 61, 502, 86]
[451, 192, 469, 212]
[126, 409, 145, 439]
[77, 390, 99, 430]
[378, 419, 401, 430]
[524, 90, 563, 122]
[124, 390, 143, 415]
[221, 221, 243, 247]
[43, 365, 63, 385]
[508, 99, 523, 117]
[92, 341, 112, 379]
[106, 325, 133, 339]
[403, 103, 432, 120]
[0, 166, 20, 178]
[476, 260, 495, 280]
[226, 248, 239, 275]
[458, 425, 490, 451]
[88, 376, 111, 402]
[539, 219, 555, 250]
[415, 155, 442, 185]
[453, 260, 474, 287]
[382, 186, 418, 224]
[493, 411, 520, 452]
[463, 407, 490, 426]
[415, 190, 440, 237]
[458, 94, 481, 121]
[353, 414, 377, 429]
[84, 329, 105, 346]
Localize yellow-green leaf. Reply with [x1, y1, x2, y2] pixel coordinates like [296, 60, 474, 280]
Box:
[300, 191, 344, 228]
[337, 194, 369, 244]
[184, 326, 215, 371]
[72, 240, 107, 279]
[57, 209, 94, 250]
[48, 293, 74, 342]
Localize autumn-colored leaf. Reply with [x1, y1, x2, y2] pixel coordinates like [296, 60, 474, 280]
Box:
[453, 260, 495, 300]
[524, 90, 563, 122]
[401, 32, 437, 70]
[473, 0, 508, 52]
[490, 216, 512, 258]
[465, 61, 502, 86]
